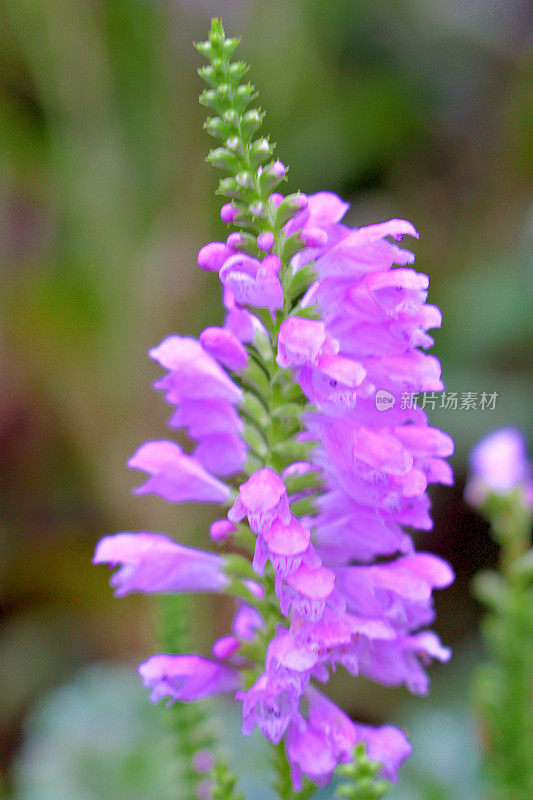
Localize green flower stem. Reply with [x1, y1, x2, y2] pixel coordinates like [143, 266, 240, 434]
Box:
[158, 595, 217, 800]
[473, 492, 533, 800]
[210, 759, 245, 800]
[197, 19, 324, 800]
[335, 744, 391, 800]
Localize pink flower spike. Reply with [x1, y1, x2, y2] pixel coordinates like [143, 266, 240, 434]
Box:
[469, 427, 530, 494]
[286, 564, 335, 601]
[352, 723, 412, 783]
[149, 336, 242, 404]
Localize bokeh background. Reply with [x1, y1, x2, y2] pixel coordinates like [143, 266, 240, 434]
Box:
[1, 0, 532, 797]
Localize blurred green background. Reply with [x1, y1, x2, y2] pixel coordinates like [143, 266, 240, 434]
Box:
[1, 0, 532, 796]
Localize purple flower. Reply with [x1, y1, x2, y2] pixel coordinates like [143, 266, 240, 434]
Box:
[139, 654, 240, 704]
[219, 253, 284, 313]
[236, 673, 300, 743]
[354, 630, 451, 694]
[194, 432, 248, 477]
[466, 427, 532, 504]
[168, 399, 243, 438]
[199, 326, 249, 372]
[228, 467, 291, 534]
[277, 317, 366, 409]
[128, 440, 231, 503]
[278, 563, 336, 620]
[253, 515, 311, 576]
[93, 532, 229, 596]
[222, 286, 265, 344]
[285, 686, 411, 790]
[351, 723, 412, 783]
[150, 335, 242, 405]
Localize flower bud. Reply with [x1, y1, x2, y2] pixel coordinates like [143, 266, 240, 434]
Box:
[210, 519, 237, 542]
[198, 241, 230, 272]
[220, 202, 242, 224]
[257, 232, 275, 252]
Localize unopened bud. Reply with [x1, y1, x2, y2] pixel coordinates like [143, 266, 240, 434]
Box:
[220, 203, 241, 224]
[227, 232, 244, 251]
[197, 241, 230, 272]
[236, 171, 252, 188]
[249, 201, 264, 218]
[257, 232, 275, 252]
[210, 519, 236, 542]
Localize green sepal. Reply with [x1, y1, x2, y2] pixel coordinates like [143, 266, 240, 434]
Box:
[236, 170, 254, 189]
[241, 108, 265, 141]
[239, 363, 271, 400]
[285, 263, 318, 304]
[207, 147, 240, 171]
[472, 570, 511, 611]
[271, 402, 304, 421]
[217, 176, 243, 199]
[512, 548, 533, 581]
[204, 115, 231, 140]
[274, 193, 307, 227]
[251, 329, 275, 363]
[224, 553, 257, 581]
[244, 451, 263, 475]
[199, 88, 227, 115]
[279, 231, 306, 262]
[284, 469, 323, 496]
[290, 496, 318, 517]
[243, 423, 269, 460]
[210, 759, 244, 800]
[273, 439, 317, 461]
[249, 137, 275, 168]
[229, 230, 259, 256]
[197, 65, 218, 89]
[233, 83, 258, 113]
[259, 164, 287, 195]
[241, 391, 270, 428]
[227, 60, 250, 87]
[291, 302, 321, 320]
[335, 744, 392, 800]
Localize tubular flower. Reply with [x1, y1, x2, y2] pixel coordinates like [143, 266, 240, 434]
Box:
[94, 20, 454, 796]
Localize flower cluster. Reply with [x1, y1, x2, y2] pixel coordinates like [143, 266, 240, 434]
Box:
[94, 20, 454, 795]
